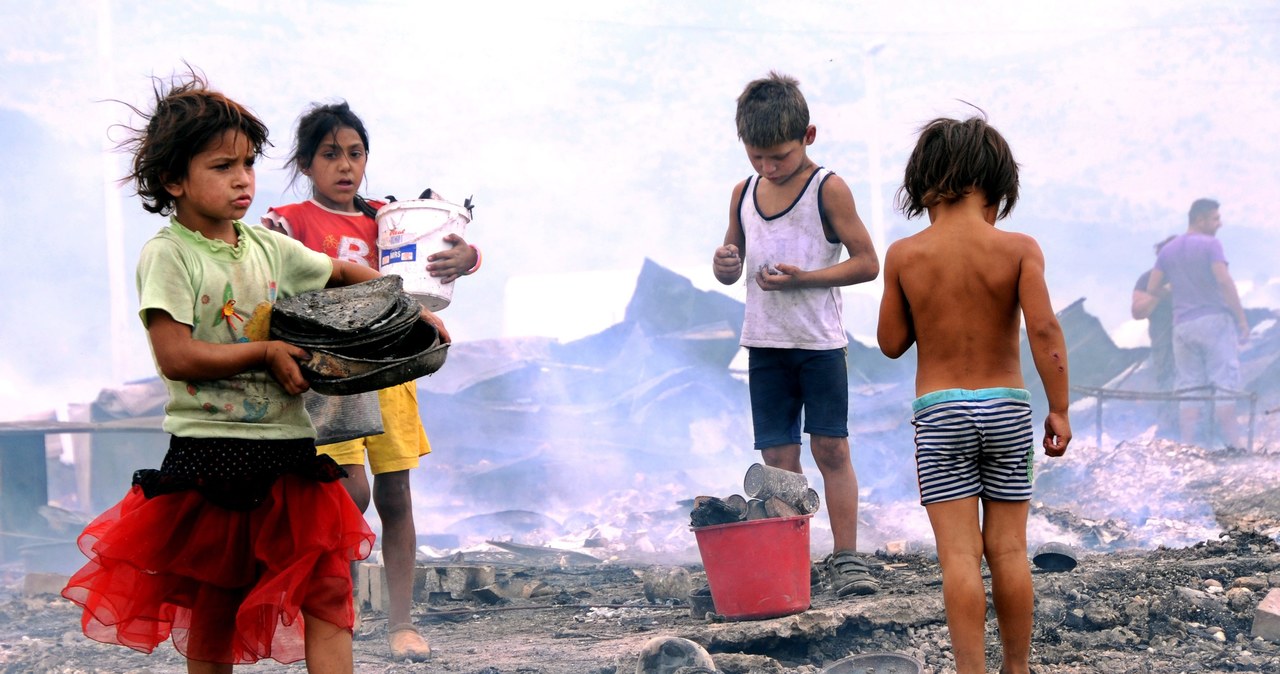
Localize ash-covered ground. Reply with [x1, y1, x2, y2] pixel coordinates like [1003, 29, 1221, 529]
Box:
[1, 434, 1277, 674]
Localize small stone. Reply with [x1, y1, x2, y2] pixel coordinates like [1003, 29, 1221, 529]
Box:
[1124, 597, 1150, 619]
[1226, 587, 1256, 612]
[642, 567, 693, 604]
[1174, 586, 1219, 611]
[1232, 576, 1269, 592]
[1084, 602, 1121, 630]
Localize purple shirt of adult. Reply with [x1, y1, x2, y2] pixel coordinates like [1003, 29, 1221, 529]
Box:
[1154, 232, 1230, 325]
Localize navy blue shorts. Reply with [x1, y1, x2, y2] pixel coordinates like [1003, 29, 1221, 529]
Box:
[748, 347, 849, 449]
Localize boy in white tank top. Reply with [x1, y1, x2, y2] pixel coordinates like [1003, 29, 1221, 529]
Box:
[712, 71, 881, 597]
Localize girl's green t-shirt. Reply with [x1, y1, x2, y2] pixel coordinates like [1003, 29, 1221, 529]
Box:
[136, 218, 333, 439]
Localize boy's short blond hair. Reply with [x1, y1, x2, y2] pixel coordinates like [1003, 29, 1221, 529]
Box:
[736, 71, 809, 148]
[896, 115, 1020, 221]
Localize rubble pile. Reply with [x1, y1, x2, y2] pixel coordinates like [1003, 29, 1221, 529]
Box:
[1033, 438, 1280, 548]
[2, 527, 1278, 672]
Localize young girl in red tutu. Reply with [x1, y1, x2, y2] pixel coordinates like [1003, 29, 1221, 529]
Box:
[61, 69, 446, 673]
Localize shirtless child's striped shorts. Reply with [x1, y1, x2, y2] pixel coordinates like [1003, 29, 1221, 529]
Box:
[910, 387, 1035, 506]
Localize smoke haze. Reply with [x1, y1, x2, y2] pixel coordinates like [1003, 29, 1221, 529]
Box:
[1, 1, 1278, 557]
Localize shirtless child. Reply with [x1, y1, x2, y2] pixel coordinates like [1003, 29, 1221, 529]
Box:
[876, 115, 1071, 674]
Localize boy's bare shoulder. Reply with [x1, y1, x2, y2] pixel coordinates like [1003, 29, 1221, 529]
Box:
[884, 226, 935, 256]
[994, 228, 1044, 256]
[960, 224, 1042, 255]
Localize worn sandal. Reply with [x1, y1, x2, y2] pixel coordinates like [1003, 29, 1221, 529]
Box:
[826, 550, 880, 597]
[389, 623, 432, 662]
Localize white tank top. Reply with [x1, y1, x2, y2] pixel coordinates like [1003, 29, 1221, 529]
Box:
[739, 167, 847, 350]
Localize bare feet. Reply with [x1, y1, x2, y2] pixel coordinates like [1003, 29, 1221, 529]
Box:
[389, 623, 431, 662]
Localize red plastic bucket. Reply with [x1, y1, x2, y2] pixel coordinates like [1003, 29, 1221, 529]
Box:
[691, 515, 812, 620]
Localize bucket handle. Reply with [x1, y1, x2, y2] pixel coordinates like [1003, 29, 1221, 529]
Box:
[365, 189, 475, 218]
[416, 188, 475, 215]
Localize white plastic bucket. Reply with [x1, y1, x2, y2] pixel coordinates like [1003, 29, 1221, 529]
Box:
[376, 198, 472, 311]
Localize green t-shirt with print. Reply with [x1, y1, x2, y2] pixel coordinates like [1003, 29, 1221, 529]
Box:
[136, 218, 333, 439]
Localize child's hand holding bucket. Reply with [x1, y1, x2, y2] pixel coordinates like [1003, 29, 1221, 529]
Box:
[425, 233, 480, 284]
[376, 196, 474, 310]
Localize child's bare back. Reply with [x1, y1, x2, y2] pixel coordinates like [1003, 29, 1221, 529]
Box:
[880, 196, 1055, 397]
[877, 114, 1069, 674]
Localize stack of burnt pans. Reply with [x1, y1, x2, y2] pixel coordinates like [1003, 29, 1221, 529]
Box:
[271, 275, 448, 395]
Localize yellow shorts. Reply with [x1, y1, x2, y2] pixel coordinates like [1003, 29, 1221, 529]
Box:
[317, 381, 431, 474]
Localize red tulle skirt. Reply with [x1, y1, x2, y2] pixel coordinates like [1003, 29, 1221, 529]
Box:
[61, 477, 374, 665]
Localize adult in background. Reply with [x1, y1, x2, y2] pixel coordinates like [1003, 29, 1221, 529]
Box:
[1131, 235, 1177, 439]
[1146, 199, 1249, 449]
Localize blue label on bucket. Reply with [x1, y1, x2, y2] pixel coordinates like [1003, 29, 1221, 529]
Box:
[380, 244, 417, 267]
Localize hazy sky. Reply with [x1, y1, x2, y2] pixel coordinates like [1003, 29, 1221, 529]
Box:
[2, 0, 1278, 419]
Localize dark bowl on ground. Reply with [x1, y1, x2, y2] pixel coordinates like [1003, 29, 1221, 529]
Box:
[688, 585, 716, 620]
[822, 652, 923, 674]
[1032, 541, 1079, 572]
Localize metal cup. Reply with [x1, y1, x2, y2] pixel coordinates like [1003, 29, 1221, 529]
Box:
[744, 463, 811, 507]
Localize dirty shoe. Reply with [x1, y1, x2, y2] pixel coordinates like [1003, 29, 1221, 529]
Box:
[388, 623, 431, 662]
[636, 636, 717, 674]
[826, 550, 879, 597]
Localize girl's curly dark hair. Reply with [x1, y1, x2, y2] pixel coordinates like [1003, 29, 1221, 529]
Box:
[115, 66, 269, 215]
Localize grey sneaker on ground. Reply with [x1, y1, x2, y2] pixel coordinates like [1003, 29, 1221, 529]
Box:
[826, 550, 880, 597]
